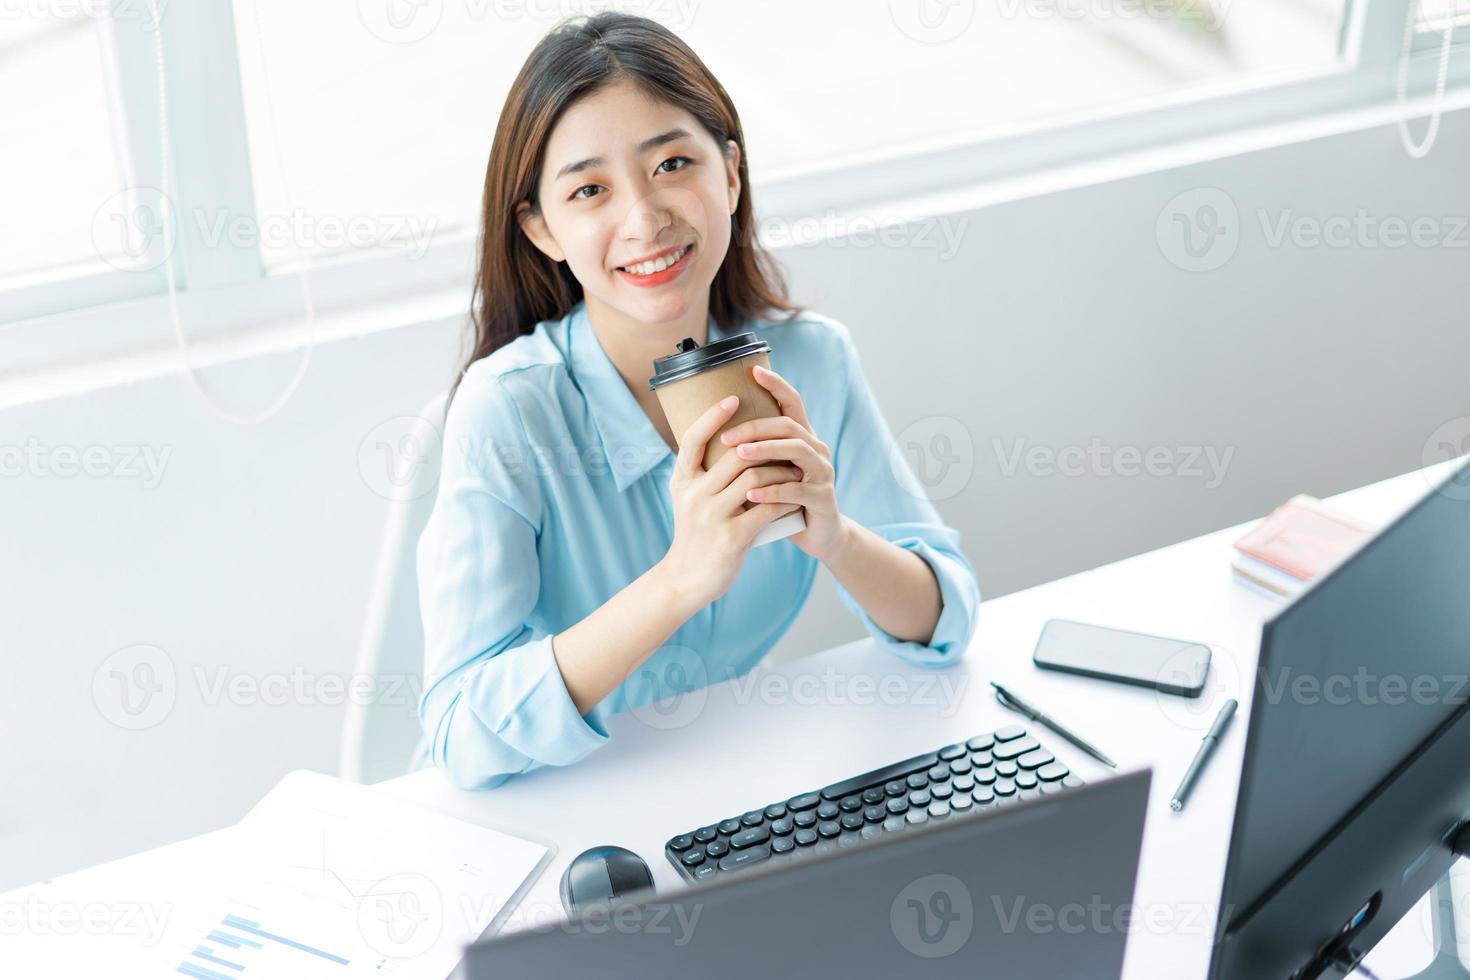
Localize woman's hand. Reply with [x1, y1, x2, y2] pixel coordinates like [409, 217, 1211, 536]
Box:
[657, 395, 804, 611]
[719, 364, 849, 563]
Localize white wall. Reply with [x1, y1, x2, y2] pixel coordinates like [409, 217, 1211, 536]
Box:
[4, 109, 1469, 891]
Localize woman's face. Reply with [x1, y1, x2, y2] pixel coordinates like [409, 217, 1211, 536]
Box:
[519, 78, 741, 329]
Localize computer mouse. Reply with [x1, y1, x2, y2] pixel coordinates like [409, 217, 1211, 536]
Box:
[559, 845, 654, 916]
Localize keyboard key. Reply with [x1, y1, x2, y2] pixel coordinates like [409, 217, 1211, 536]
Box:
[883, 815, 906, 833]
[966, 733, 995, 752]
[731, 826, 770, 849]
[1017, 749, 1054, 771]
[817, 820, 841, 839]
[884, 780, 907, 798]
[794, 810, 817, 828]
[817, 801, 840, 820]
[1018, 787, 1043, 802]
[837, 831, 861, 849]
[840, 812, 864, 831]
[814, 840, 837, 857]
[795, 828, 818, 846]
[681, 848, 706, 867]
[669, 834, 693, 852]
[951, 792, 973, 812]
[1016, 771, 1038, 790]
[994, 778, 1017, 797]
[864, 804, 887, 822]
[764, 803, 788, 820]
[694, 826, 717, 843]
[909, 789, 931, 808]
[929, 801, 950, 819]
[771, 817, 794, 836]
[694, 864, 717, 880]
[741, 810, 764, 827]
[927, 764, 951, 782]
[839, 796, 863, 813]
[906, 773, 928, 790]
[994, 725, 1027, 742]
[996, 761, 1019, 778]
[931, 781, 953, 800]
[705, 839, 729, 858]
[994, 735, 1040, 761]
[772, 836, 795, 854]
[886, 797, 909, 815]
[970, 751, 993, 769]
[719, 845, 770, 872]
[718, 819, 741, 835]
[1040, 779, 1067, 795]
[861, 823, 883, 840]
[905, 808, 929, 826]
[862, 787, 885, 805]
[953, 774, 975, 793]
[819, 752, 939, 801]
[1062, 775, 1085, 788]
[973, 767, 996, 785]
[938, 742, 967, 761]
[949, 757, 972, 775]
[788, 793, 820, 811]
[1037, 762, 1070, 782]
[973, 787, 995, 806]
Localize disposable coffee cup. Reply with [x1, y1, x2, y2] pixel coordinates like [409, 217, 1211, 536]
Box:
[649, 333, 806, 548]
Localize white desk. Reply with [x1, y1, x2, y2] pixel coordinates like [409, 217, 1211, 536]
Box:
[8, 460, 1465, 978]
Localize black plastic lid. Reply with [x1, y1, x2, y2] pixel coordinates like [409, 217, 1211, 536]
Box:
[647, 332, 769, 390]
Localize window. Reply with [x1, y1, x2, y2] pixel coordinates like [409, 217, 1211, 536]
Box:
[0, 11, 127, 279]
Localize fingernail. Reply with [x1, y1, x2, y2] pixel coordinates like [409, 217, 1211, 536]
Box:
[721, 395, 737, 409]
[721, 431, 735, 444]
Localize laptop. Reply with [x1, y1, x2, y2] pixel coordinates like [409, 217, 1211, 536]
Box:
[463, 768, 1151, 979]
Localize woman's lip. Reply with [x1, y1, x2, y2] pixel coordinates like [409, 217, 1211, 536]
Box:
[615, 243, 694, 288]
[618, 242, 690, 269]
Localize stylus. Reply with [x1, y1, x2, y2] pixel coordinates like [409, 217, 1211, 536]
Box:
[991, 682, 1118, 769]
[1170, 698, 1237, 812]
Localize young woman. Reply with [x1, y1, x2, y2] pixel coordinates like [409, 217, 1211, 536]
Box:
[415, 13, 980, 789]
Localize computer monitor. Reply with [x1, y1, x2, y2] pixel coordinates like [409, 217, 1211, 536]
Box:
[1209, 459, 1470, 979]
[465, 769, 1151, 979]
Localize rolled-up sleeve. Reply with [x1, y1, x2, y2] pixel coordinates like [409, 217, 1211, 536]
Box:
[416, 375, 608, 790]
[824, 318, 981, 666]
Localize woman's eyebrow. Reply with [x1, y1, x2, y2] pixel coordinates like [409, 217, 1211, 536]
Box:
[554, 128, 693, 180]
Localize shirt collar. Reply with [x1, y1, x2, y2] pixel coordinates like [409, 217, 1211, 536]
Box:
[564, 300, 723, 493]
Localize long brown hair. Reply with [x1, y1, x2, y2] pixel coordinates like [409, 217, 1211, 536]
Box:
[458, 12, 800, 397]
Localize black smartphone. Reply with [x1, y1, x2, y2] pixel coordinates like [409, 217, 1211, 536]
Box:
[1032, 619, 1211, 698]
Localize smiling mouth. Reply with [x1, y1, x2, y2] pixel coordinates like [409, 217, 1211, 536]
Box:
[617, 243, 693, 276]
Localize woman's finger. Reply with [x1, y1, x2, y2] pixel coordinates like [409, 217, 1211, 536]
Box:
[735, 437, 831, 479]
[751, 365, 814, 431]
[676, 395, 740, 477]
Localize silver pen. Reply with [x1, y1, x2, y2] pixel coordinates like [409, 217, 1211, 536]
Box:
[1170, 698, 1237, 811]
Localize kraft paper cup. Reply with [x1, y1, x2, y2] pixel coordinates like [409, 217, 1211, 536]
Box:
[649, 333, 806, 548]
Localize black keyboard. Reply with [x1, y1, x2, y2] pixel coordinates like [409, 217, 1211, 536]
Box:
[664, 725, 1084, 883]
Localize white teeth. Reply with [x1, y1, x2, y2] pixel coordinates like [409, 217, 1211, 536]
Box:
[624, 245, 688, 276]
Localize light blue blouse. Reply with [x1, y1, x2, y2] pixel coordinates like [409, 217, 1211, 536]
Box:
[414, 300, 980, 788]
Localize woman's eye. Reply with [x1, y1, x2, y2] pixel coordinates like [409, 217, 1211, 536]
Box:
[657, 156, 691, 174]
[570, 184, 602, 201]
